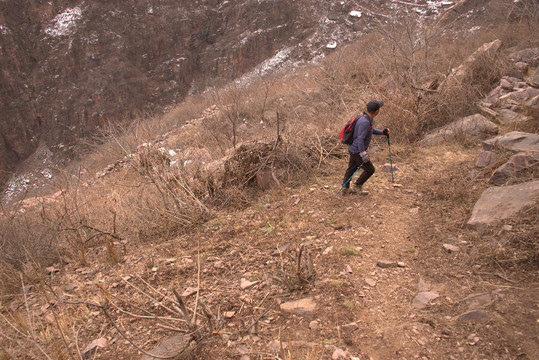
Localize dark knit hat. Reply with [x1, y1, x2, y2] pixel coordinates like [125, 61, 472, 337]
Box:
[366, 100, 384, 113]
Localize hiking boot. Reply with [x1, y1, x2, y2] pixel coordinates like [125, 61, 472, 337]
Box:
[354, 184, 369, 196]
[341, 186, 357, 195]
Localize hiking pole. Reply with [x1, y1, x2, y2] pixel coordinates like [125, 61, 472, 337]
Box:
[333, 164, 363, 198]
[387, 135, 394, 183]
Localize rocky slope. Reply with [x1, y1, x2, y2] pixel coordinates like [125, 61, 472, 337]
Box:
[1, 0, 477, 197]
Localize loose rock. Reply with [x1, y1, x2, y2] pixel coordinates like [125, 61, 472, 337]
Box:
[240, 278, 260, 290]
[82, 338, 107, 359]
[377, 260, 398, 268]
[443, 244, 460, 253]
[280, 297, 316, 317]
[458, 310, 490, 322]
[475, 150, 497, 168]
[413, 291, 440, 309]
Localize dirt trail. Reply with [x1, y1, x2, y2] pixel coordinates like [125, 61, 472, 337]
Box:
[191, 142, 537, 360]
[7, 142, 536, 360]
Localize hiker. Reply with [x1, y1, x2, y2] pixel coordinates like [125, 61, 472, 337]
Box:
[342, 100, 389, 195]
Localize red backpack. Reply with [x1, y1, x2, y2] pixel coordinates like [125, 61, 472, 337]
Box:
[340, 115, 372, 145]
[340, 116, 359, 145]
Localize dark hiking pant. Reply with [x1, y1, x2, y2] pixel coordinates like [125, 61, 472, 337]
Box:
[342, 151, 375, 187]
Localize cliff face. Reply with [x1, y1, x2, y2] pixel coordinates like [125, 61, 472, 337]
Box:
[1, 0, 463, 192]
[0, 0, 325, 187]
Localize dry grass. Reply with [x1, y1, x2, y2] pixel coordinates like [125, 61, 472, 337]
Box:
[1, 11, 538, 358]
[2, 17, 536, 291]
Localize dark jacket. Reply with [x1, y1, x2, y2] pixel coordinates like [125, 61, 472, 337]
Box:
[349, 112, 383, 154]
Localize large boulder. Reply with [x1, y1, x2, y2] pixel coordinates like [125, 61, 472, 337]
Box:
[420, 114, 498, 146]
[443, 39, 502, 87]
[498, 87, 539, 104]
[482, 131, 539, 153]
[508, 47, 539, 67]
[496, 109, 533, 123]
[489, 151, 539, 185]
[467, 180, 539, 227]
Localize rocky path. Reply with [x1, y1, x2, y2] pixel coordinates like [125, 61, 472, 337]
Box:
[210, 143, 538, 360]
[4, 141, 536, 360]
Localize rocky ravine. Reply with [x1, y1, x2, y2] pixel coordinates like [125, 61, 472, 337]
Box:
[1, 0, 492, 199]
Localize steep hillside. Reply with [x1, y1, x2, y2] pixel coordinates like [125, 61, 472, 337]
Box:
[1, 0, 491, 199]
[0, 0, 537, 359]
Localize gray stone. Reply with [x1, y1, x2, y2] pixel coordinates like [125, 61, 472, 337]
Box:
[240, 278, 260, 290]
[332, 348, 347, 359]
[485, 86, 511, 103]
[509, 47, 539, 67]
[497, 109, 533, 123]
[467, 180, 539, 226]
[420, 114, 498, 146]
[531, 67, 539, 88]
[475, 151, 497, 168]
[458, 310, 490, 322]
[272, 242, 292, 256]
[342, 322, 359, 331]
[500, 78, 513, 90]
[141, 336, 190, 360]
[413, 291, 440, 308]
[237, 346, 250, 360]
[280, 297, 316, 317]
[82, 338, 107, 359]
[523, 95, 539, 119]
[498, 87, 539, 103]
[477, 105, 499, 121]
[443, 244, 460, 253]
[462, 293, 494, 310]
[489, 151, 539, 185]
[483, 131, 539, 153]
[377, 260, 398, 268]
[514, 62, 528, 73]
[309, 320, 320, 330]
[365, 278, 377, 287]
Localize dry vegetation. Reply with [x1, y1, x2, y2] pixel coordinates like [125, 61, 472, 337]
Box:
[1, 7, 538, 359]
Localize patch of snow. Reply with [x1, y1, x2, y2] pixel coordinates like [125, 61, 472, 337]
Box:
[468, 25, 481, 33]
[0, 24, 11, 35]
[235, 47, 292, 86]
[326, 42, 337, 49]
[148, 6, 154, 14]
[350, 11, 362, 18]
[42, 169, 53, 179]
[44, 7, 82, 37]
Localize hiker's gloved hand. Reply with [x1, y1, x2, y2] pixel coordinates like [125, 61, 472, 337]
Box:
[383, 128, 390, 137]
[360, 151, 369, 163]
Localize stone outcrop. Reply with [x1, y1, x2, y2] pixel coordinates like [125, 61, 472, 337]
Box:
[482, 132, 539, 153]
[467, 180, 539, 227]
[420, 114, 498, 146]
[442, 39, 502, 88]
[489, 151, 539, 185]
[508, 47, 539, 67]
